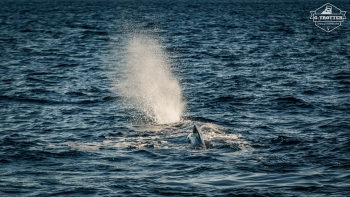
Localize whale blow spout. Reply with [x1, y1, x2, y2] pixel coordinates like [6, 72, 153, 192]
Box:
[119, 34, 185, 124]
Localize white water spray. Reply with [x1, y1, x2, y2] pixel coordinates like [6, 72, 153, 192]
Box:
[118, 34, 184, 124]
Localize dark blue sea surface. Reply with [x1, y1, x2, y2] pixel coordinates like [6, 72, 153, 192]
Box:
[1, 0, 350, 196]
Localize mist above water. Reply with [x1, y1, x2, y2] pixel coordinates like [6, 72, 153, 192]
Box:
[118, 34, 184, 124]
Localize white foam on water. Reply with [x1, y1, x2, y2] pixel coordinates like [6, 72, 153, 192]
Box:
[28, 122, 250, 152]
[194, 123, 253, 151]
[116, 33, 185, 124]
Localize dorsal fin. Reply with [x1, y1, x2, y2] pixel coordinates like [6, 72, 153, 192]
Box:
[190, 124, 206, 149]
[193, 125, 199, 133]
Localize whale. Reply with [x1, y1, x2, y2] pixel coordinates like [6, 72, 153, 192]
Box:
[187, 125, 207, 149]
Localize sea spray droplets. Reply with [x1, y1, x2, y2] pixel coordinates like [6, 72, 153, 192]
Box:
[120, 34, 184, 124]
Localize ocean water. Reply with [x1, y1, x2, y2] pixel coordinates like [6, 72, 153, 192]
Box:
[1, 0, 350, 196]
